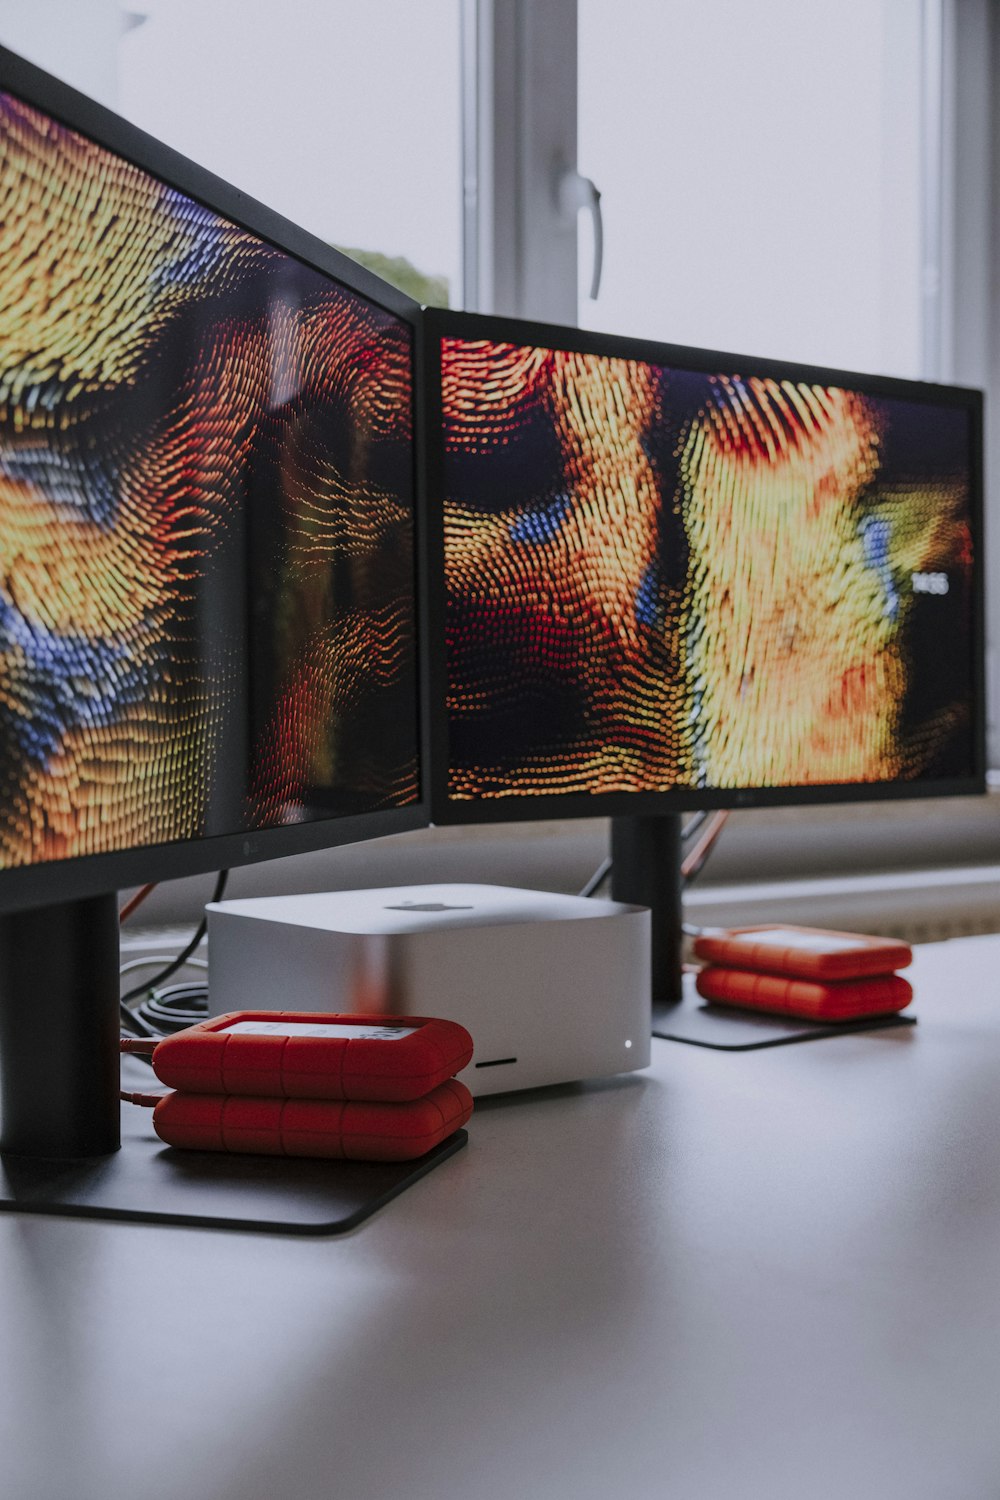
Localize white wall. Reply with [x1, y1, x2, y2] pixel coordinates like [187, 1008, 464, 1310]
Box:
[0, 0, 123, 107]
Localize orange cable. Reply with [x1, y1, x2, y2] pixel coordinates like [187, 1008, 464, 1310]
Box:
[119, 883, 157, 924]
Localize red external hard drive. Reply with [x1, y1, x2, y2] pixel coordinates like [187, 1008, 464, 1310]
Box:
[148, 1012, 474, 1102]
[692, 925, 913, 981]
[152, 1078, 474, 1161]
[695, 964, 914, 1021]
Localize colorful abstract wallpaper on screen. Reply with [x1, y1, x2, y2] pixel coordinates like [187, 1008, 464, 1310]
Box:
[0, 90, 418, 871]
[441, 337, 975, 801]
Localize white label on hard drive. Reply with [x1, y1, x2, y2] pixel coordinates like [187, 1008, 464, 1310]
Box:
[734, 929, 864, 953]
[222, 1021, 418, 1040]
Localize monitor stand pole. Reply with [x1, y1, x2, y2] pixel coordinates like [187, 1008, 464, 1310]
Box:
[0, 893, 122, 1159]
[0, 894, 465, 1232]
[610, 814, 684, 1019]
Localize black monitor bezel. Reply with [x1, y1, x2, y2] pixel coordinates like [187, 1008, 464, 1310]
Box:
[422, 306, 987, 826]
[0, 45, 429, 915]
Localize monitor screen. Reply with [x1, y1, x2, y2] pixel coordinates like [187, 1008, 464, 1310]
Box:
[426, 312, 984, 819]
[0, 70, 423, 904]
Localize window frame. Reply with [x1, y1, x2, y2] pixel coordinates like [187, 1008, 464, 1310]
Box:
[460, 0, 1000, 879]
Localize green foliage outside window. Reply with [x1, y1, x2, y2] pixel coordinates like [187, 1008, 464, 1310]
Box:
[335, 246, 449, 308]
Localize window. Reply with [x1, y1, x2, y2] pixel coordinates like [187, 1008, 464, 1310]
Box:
[3, 0, 999, 880]
[0, 0, 462, 307]
[578, 0, 924, 377]
[121, 0, 461, 306]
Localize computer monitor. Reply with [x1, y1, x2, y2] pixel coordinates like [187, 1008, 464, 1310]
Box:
[0, 47, 430, 1221]
[422, 309, 985, 1013]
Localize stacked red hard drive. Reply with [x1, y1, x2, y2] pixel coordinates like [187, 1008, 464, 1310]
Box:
[135, 1012, 474, 1161]
[692, 925, 914, 1022]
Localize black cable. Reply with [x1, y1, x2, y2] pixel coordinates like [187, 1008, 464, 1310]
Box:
[680, 809, 729, 887]
[118, 997, 159, 1039]
[119, 869, 229, 1025]
[578, 856, 612, 899]
[578, 811, 714, 900]
[681, 810, 709, 842]
[135, 981, 209, 1034]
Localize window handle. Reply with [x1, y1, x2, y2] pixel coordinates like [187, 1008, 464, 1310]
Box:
[557, 169, 603, 300]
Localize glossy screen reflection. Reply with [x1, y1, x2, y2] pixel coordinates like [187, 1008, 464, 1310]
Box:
[440, 336, 976, 802]
[0, 90, 418, 871]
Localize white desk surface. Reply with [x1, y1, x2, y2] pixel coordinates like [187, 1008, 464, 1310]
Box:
[3, 934, 1000, 1500]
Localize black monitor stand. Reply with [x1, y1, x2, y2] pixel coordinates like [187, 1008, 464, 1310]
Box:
[0, 894, 465, 1232]
[609, 814, 915, 1051]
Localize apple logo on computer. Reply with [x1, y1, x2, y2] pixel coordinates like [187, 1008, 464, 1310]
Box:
[383, 900, 475, 912]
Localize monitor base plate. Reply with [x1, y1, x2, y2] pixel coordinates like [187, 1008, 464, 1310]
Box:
[0, 1101, 467, 1234]
[653, 990, 917, 1050]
